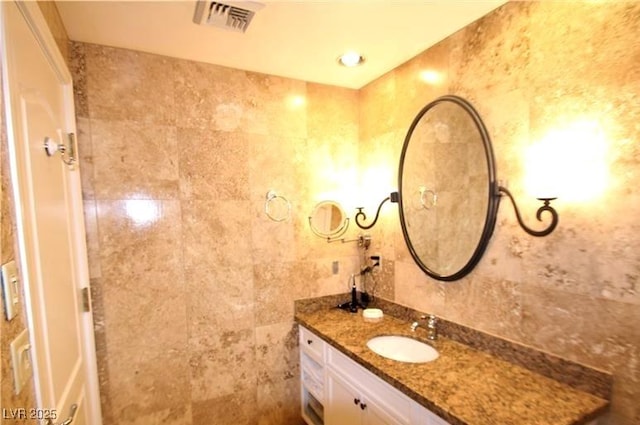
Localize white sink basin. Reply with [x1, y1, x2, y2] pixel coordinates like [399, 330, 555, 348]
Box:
[366, 335, 439, 363]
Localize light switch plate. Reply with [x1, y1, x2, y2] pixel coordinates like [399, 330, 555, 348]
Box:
[1, 260, 19, 321]
[10, 328, 32, 394]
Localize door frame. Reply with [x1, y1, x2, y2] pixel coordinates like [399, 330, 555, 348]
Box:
[0, 2, 102, 423]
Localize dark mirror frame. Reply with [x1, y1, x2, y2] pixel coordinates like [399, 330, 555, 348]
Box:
[397, 95, 500, 281]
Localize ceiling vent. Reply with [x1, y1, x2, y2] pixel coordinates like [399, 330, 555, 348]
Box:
[193, 1, 265, 33]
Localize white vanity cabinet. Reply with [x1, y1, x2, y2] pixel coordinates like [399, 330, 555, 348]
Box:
[326, 346, 411, 425]
[300, 326, 327, 425]
[299, 325, 450, 425]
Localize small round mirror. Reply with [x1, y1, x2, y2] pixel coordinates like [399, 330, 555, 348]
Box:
[309, 201, 349, 238]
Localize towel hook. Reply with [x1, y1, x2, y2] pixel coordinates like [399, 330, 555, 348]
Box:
[44, 133, 77, 168]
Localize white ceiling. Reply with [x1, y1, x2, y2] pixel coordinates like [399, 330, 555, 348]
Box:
[57, 0, 506, 89]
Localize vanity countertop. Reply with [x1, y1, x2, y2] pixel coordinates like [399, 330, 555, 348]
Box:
[295, 307, 609, 425]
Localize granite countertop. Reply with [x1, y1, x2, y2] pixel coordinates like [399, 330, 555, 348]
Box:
[295, 307, 609, 425]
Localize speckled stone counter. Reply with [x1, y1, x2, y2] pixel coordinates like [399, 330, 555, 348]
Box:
[295, 296, 610, 425]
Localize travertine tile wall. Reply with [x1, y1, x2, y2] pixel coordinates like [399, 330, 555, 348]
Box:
[71, 43, 361, 424]
[359, 2, 640, 424]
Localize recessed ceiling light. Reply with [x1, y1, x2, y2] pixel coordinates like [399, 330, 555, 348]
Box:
[337, 51, 365, 67]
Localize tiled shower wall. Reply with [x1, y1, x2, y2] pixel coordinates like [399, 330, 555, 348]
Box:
[359, 2, 640, 424]
[70, 43, 362, 424]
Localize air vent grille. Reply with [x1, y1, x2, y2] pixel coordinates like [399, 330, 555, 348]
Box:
[193, 1, 264, 33]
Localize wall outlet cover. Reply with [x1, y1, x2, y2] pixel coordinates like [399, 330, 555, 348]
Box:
[1, 260, 19, 321]
[10, 328, 32, 394]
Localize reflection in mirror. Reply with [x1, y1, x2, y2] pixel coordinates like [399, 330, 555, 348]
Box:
[309, 201, 349, 240]
[398, 95, 499, 281]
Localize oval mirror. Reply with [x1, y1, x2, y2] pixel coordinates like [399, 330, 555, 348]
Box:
[398, 95, 500, 281]
[309, 201, 349, 239]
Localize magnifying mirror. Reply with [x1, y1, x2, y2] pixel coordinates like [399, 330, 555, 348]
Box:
[308, 201, 349, 240]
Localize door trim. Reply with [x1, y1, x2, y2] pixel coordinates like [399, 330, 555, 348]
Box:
[0, 2, 102, 424]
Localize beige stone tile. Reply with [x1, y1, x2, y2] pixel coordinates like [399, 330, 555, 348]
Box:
[174, 60, 307, 138]
[359, 71, 399, 142]
[83, 200, 101, 279]
[307, 83, 358, 141]
[527, 2, 640, 94]
[96, 200, 186, 352]
[516, 203, 640, 305]
[0, 119, 16, 263]
[254, 261, 327, 327]
[443, 276, 522, 340]
[88, 276, 114, 424]
[365, 260, 394, 301]
[248, 132, 304, 265]
[106, 349, 190, 424]
[191, 390, 258, 425]
[76, 116, 94, 200]
[250, 201, 297, 265]
[103, 278, 188, 353]
[181, 199, 252, 270]
[473, 221, 524, 284]
[96, 200, 183, 274]
[393, 38, 451, 128]
[85, 44, 176, 124]
[449, 2, 531, 94]
[178, 127, 250, 201]
[394, 260, 445, 316]
[173, 59, 249, 130]
[255, 322, 299, 386]
[257, 373, 302, 425]
[186, 265, 254, 349]
[248, 133, 306, 197]
[117, 405, 191, 425]
[519, 287, 640, 422]
[69, 41, 89, 118]
[244, 71, 307, 138]
[189, 327, 256, 401]
[91, 119, 179, 200]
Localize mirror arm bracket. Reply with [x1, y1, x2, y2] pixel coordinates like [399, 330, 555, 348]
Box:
[355, 192, 399, 230]
[308, 217, 350, 242]
[497, 186, 558, 237]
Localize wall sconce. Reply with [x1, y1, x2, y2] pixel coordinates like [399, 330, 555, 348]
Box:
[355, 187, 558, 237]
[354, 192, 399, 230]
[497, 186, 558, 237]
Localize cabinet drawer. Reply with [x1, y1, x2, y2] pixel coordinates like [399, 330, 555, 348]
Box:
[328, 345, 411, 423]
[300, 325, 326, 362]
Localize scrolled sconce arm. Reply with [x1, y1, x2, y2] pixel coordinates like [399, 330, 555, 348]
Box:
[498, 186, 558, 237]
[355, 192, 399, 230]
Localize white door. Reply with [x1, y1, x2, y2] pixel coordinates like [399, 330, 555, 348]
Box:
[1, 2, 101, 424]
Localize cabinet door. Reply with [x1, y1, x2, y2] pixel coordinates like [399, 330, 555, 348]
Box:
[365, 400, 407, 425]
[326, 369, 363, 425]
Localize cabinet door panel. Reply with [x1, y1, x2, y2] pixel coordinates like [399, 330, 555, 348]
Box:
[366, 401, 407, 425]
[326, 369, 363, 425]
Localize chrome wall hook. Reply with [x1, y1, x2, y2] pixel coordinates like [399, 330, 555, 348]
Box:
[497, 186, 558, 237]
[44, 133, 76, 167]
